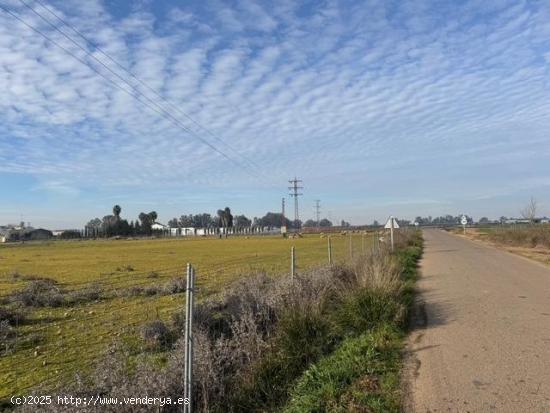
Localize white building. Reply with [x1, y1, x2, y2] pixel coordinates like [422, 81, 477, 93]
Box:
[151, 222, 168, 231]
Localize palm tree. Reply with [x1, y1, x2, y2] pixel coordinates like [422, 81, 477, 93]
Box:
[113, 205, 122, 221]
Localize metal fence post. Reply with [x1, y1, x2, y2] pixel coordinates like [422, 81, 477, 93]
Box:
[189, 266, 195, 412]
[291, 246, 295, 280]
[328, 237, 333, 265]
[349, 233, 353, 259]
[183, 263, 194, 413]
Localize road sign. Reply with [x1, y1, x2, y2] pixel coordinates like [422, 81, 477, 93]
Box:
[385, 216, 399, 252]
[384, 217, 400, 229]
[461, 215, 467, 235]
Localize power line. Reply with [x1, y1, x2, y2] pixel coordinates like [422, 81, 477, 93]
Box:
[28, 0, 261, 172]
[288, 177, 303, 225]
[1, 1, 253, 174]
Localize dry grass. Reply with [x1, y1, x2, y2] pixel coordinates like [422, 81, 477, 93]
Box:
[461, 226, 550, 266]
[485, 225, 550, 248]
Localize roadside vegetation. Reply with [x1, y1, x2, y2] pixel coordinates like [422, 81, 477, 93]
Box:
[484, 225, 550, 249]
[10, 229, 422, 412]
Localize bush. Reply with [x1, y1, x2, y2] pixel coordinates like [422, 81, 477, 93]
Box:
[0, 306, 26, 325]
[334, 289, 404, 334]
[141, 320, 172, 350]
[0, 319, 14, 337]
[11, 279, 64, 307]
[163, 278, 186, 294]
[66, 284, 102, 304]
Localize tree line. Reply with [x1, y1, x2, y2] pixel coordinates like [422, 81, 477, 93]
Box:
[86, 206, 159, 237]
[85, 206, 310, 237]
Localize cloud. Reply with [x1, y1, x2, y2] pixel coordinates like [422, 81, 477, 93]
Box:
[1, 0, 550, 225]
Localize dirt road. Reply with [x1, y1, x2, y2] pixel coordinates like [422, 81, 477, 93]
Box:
[405, 229, 550, 412]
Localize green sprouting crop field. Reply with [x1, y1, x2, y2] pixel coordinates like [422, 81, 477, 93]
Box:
[0, 232, 374, 399]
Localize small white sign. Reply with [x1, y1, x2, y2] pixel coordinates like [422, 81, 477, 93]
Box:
[384, 217, 400, 229]
[461, 215, 467, 226]
[281, 226, 287, 234]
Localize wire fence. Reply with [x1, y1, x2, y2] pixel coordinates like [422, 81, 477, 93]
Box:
[0, 231, 389, 400]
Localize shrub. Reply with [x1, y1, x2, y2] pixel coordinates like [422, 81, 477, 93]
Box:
[11, 279, 64, 307]
[163, 278, 186, 294]
[66, 284, 102, 304]
[0, 320, 15, 343]
[0, 306, 26, 325]
[141, 320, 172, 350]
[334, 289, 404, 334]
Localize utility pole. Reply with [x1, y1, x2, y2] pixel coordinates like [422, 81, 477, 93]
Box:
[314, 200, 321, 227]
[288, 177, 303, 228]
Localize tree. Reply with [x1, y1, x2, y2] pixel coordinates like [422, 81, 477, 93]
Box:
[373, 220, 380, 226]
[319, 218, 332, 227]
[257, 212, 293, 228]
[113, 205, 121, 221]
[59, 230, 81, 239]
[340, 220, 350, 227]
[224, 207, 233, 228]
[168, 218, 179, 228]
[520, 197, 538, 223]
[179, 215, 194, 227]
[217, 207, 233, 232]
[86, 218, 102, 229]
[234, 215, 252, 228]
[138, 211, 157, 235]
[303, 219, 317, 227]
[479, 217, 490, 224]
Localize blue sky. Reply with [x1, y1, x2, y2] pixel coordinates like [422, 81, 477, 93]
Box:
[1, 0, 550, 228]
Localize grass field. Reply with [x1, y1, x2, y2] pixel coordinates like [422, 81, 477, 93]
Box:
[0, 232, 374, 400]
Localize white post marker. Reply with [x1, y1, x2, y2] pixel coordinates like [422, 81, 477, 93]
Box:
[384, 216, 400, 252]
[461, 215, 467, 235]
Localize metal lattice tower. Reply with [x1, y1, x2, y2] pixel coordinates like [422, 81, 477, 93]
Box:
[282, 198, 286, 227]
[288, 177, 303, 225]
[314, 200, 321, 226]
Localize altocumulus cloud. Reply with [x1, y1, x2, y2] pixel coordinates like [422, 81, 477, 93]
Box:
[1, 0, 550, 221]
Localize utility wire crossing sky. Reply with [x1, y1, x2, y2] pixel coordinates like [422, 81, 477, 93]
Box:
[1, 0, 549, 227]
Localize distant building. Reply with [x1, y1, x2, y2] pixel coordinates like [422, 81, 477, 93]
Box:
[151, 222, 168, 231]
[504, 219, 531, 225]
[0, 225, 52, 242]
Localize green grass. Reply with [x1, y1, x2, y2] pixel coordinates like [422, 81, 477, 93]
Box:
[281, 235, 423, 413]
[283, 324, 402, 413]
[0, 233, 371, 399]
